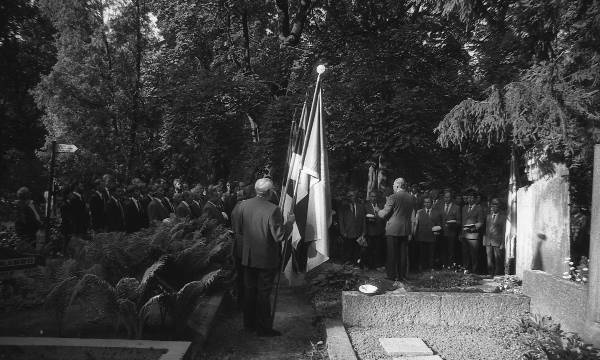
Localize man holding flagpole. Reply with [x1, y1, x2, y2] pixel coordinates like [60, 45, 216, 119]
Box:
[232, 177, 294, 337]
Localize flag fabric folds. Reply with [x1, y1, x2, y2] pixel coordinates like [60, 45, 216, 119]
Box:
[280, 76, 331, 282]
[505, 149, 517, 260]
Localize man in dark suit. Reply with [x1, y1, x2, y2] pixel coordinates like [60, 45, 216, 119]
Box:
[203, 185, 227, 224]
[412, 197, 442, 272]
[231, 178, 292, 337]
[123, 185, 142, 233]
[189, 190, 203, 218]
[377, 177, 415, 281]
[441, 190, 461, 266]
[461, 190, 485, 273]
[483, 198, 506, 276]
[363, 190, 386, 269]
[174, 192, 192, 219]
[69, 181, 90, 236]
[137, 182, 151, 228]
[105, 185, 125, 232]
[338, 190, 364, 266]
[147, 185, 169, 223]
[89, 179, 106, 232]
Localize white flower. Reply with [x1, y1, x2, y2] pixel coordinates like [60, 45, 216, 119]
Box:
[569, 267, 575, 271]
[565, 257, 571, 260]
[583, 277, 588, 282]
[569, 262, 574, 265]
[576, 278, 582, 282]
[563, 271, 570, 275]
[562, 275, 571, 279]
[582, 268, 589, 271]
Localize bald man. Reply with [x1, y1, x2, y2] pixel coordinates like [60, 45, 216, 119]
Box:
[231, 178, 293, 337]
[378, 177, 415, 281]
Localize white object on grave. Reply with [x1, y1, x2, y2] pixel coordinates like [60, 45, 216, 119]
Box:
[379, 337, 434, 357]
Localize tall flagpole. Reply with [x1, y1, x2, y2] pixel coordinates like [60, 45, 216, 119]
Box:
[271, 64, 326, 324]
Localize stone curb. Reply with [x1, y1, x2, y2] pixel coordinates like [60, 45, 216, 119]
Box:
[342, 291, 530, 328]
[324, 318, 358, 360]
[186, 290, 226, 358]
[0, 337, 190, 360]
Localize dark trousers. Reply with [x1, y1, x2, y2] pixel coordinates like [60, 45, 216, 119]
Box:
[485, 245, 503, 276]
[234, 257, 244, 308]
[386, 235, 408, 280]
[461, 237, 480, 273]
[442, 234, 458, 266]
[243, 266, 276, 332]
[362, 235, 384, 268]
[342, 236, 360, 264]
[417, 241, 435, 271]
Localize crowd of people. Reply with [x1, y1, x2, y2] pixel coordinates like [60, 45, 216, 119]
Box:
[12, 174, 258, 254]
[330, 178, 507, 279]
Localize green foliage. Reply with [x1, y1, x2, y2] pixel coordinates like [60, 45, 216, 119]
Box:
[518, 315, 600, 360]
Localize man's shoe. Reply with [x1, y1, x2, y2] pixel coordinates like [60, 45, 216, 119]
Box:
[257, 328, 282, 337]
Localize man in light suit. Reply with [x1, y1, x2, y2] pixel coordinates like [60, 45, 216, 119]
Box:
[441, 190, 461, 266]
[483, 198, 506, 276]
[377, 177, 415, 281]
[231, 178, 293, 337]
[412, 197, 442, 272]
[461, 190, 485, 273]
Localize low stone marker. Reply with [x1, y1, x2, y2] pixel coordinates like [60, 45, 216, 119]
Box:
[379, 337, 434, 357]
[393, 356, 442, 360]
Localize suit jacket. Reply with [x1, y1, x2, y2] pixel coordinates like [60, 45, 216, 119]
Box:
[484, 212, 506, 247]
[441, 202, 461, 237]
[413, 208, 442, 243]
[363, 201, 385, 237]
[69, 192, 89, 234]
[378, 190, 415, 237]
[138, 194, 151, 228]
[147, 197, 169, 223]
[105, 196, 124, 232]
[189, 200, 203, 218]
[203, 201, 227, 225]
[338, 201, 365, 238]
[231, 196, 286, 269]
[231, 200, 246, 259]
[461, 204, 485, 239]
[89, 191, 105, 231]
[175, 201, 192, 219]
[161, 196, 174, 213]
[15, 201, 42, 239]
[123, 197, 142, 233]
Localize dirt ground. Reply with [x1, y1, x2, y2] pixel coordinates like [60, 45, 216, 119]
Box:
[198, 286, 327, 360]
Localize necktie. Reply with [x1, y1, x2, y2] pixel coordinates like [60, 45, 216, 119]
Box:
[493, 214, 496, 222]
[445, 204, 450, 214]
[427, 209, 430, 216]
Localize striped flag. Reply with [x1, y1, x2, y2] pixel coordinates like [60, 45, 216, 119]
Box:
[281, 76, 331, 283]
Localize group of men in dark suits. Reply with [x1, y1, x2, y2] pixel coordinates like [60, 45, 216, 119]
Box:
[336, 177, 507, 280]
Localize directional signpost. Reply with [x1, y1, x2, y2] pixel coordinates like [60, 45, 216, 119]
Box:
[57, 144, 78, 153]
[45, 141, 79, 249]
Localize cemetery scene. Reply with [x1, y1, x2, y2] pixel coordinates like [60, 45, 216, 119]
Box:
[1, 0, 599, 359]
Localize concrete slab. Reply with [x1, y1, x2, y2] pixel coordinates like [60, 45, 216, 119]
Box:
[379, 337, 433, 356]
[325, 319, 358, 360]
[393, 356, 442, 360]
[0, 337, 190, 360]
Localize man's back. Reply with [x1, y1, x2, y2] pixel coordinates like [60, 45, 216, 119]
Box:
[380, 190, 415, 236]
[234, 196, 285, 269]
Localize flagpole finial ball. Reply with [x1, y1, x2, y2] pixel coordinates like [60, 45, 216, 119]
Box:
[316, 65, 326, 74]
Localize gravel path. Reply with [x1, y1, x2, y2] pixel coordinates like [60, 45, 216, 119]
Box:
[198, 287, 327, 360]
[347, 323, 526, 360]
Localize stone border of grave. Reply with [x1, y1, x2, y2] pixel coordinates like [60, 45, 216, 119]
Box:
[342, 291, 530, 328]
[186, 290, 226, 358]
[0, 337, 190, 360]
[324, 318, 358, 360]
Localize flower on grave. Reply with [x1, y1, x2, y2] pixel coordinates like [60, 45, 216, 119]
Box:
[583, 277, 588, 282]
[582, 267, 589, 271]
[562, 275, 571, 279]
[569, 262, 574, 265]
[563, 271, 570, 275]
[576, 278, 582, 282]
[565, 257, 571, 261]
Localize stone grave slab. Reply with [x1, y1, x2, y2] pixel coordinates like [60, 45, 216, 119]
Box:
[379, 337, 433, 357]
[393, 356, 442, 360]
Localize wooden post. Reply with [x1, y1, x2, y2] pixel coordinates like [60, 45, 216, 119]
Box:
[585, 144, 600, 344]
[44, 140, 57, 246]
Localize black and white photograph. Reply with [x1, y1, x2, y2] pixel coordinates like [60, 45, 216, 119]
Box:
[1, 0, 599, 359]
